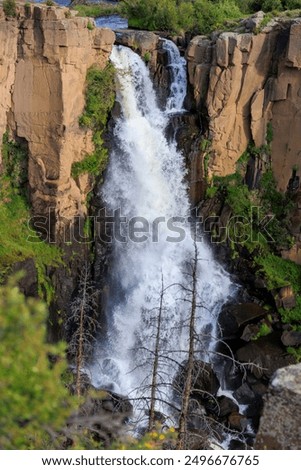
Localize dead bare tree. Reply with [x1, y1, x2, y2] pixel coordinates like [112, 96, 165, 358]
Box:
[67, 263, 99, 397]
[148, 273, 165, 431]
[176, 240, 199, 449]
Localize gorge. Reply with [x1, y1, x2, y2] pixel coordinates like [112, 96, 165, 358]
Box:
[0, 1, 301, 450]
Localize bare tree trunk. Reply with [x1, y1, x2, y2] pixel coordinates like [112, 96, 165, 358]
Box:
[149, 274, 164, 431]
[177, 242, 198, 449]
[75, 266, 89, 398]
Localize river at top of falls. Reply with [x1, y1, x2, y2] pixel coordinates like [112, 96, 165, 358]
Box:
[90, 40, 235, 430]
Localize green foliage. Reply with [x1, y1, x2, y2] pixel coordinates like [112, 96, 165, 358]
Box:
[73, 3, 122, 18]
[279, 297, 301, 324]
[206, 186, 218, 199]
[284, 0, 301, 7]
[255, 253, 301, 291]
[3, 0, 16, 17]
[143, 51, 151, 63]
[0, 134, 63, 303]
[120, 0, 301, 33]
[253, 322, 272, 340]
[287, 346, 301, 361]
[73, 64, 115, 178]
[87, 20, 94, 31]
[0, 280, 76, 449]
[121, 0, 242, 34]
[1, 133, 27, 190]
[45, 0, 55, 6]
[262, 0, 283, 11]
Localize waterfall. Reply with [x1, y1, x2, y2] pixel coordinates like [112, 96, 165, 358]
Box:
[91, 42, 233, 426]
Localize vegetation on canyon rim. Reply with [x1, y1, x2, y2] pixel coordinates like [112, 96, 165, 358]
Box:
[74, 0, 301, 34]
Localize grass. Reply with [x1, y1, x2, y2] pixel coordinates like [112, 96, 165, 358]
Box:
[0, 135, 63, 304]
[0, 181, 63, 304]
[72, 64, 115, 178]
[73, 4, 122, 18]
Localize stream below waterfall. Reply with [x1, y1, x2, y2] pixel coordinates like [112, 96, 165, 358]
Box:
[90, 39, 242, 444]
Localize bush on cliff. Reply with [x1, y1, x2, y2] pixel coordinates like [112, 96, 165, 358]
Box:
[72, 64, 115, 178]
[3, 0, 16, 17]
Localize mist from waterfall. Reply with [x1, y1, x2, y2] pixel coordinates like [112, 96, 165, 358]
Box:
[90, 41, 233, 426]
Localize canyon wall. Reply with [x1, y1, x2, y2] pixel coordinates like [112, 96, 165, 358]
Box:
[186, 17, 301, 260]
[186, 19, 301, 191]
[0, 4, 115, 237]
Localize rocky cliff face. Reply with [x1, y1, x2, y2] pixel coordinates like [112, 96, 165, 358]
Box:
[186, 19, 301, 192]
[0, 4, 115, 238]
[186, 18, 301, 261]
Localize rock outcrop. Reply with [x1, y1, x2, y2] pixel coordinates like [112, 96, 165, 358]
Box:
[255, 363, 301, 449]
[186, 19, 301, 189]
[186, 17, 301, 260]
[0, 4, 115, 237]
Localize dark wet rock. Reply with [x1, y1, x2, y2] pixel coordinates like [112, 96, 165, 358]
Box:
[12, 258, 38, 297]
[235, 333, 295, 379]
[219, 303, 266, 338]
[233, 382, 256, 404]
[281, 330, 301, 347]
[241, 324, 260, 342]
[176, 360, 220, 399]
[228, 412, 248, 432]
[217, 395, 239, 418]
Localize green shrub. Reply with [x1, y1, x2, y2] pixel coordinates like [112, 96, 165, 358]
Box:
[253, 322, 272, 340]
[0, 280, 76, 449]
[87, 20, 94, 31]
[74, 3, 121, 18]
[45, 0, 54, 6]
[3, 0, 16, 17]
[287, 346, 301, 362]
[1, 133, 28, 190]
[73, 64, 115, 178]
[262, 0, 283, 11]
[255, 253, 301, 291]
[121, 0, 242, 34]
[0, 134, 63, 303]
[143, 51, 151, 63]
[284, 0, 301, 7]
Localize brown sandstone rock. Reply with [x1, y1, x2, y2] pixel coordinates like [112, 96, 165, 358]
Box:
[186, 19, 301, 199]
[0, 4, 115, 236]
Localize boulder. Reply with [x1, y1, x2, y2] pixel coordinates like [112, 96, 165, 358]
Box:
[115, 30, 159, 55]
[228, 412, 248, 432]
[217, 395, 239, 418]
[175, 360, 220, 400]
[219, 303, 266, 338]
[235, 333, 295, 379]
[255, 364, 301, 449]
[241, 323, 260, 342]
[233, 382, 255, 404]
[242, 11, 265, 33]
[281, 330, 301, 347]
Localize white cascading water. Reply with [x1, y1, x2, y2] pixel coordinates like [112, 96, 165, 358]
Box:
[91, 41, 234, 426]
